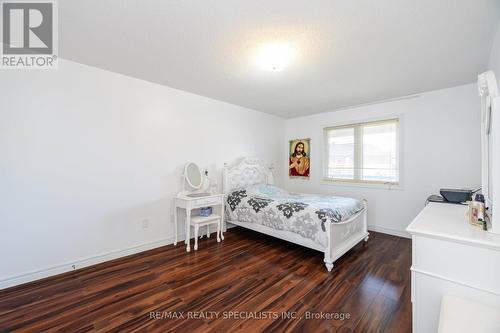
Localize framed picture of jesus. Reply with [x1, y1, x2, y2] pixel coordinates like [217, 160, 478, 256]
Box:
[289, 138, 310, 179]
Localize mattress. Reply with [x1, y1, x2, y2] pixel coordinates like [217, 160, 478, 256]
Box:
[226, 184, 364, 247]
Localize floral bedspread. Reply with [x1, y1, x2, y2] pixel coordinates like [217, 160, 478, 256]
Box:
[225, 185, 364, 247]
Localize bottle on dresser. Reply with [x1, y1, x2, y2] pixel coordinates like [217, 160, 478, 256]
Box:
[467, 194, 487, 230]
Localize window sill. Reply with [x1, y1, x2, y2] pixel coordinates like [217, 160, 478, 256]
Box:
[321, 178, 403, 190]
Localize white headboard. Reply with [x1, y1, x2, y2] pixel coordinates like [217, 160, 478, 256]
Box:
[222, 157, 274, 194]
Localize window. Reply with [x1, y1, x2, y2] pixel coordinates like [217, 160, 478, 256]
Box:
[323, 118, 399, 185]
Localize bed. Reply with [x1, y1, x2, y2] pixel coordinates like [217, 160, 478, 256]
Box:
[223, 157, 369, 271]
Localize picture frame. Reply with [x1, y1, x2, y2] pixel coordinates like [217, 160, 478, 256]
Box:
[289, 138, 311, 179]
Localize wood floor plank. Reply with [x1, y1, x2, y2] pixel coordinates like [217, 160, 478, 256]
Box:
[0, 228, 412, 333]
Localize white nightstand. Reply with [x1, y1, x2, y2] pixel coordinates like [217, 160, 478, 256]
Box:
[174, 193, 225, 252]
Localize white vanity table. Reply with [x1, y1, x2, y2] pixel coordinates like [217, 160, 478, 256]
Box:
[174, 162, 225, 252]
[407, 202, 500, 333]
[407, 71, 500, 333]
[174, 193, 225, 251]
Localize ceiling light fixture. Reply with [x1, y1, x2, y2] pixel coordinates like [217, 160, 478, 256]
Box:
[255, 42, 295, 72]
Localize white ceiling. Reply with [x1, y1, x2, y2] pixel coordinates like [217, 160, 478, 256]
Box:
[60, 0, 500, 118]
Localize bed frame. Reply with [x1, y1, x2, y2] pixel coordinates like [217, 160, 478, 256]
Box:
[222, 157, 369, 271]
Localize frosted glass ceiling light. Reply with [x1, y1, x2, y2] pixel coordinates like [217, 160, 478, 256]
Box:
[255, 42, 295, 71]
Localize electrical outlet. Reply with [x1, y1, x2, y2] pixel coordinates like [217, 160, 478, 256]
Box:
[141, 219, 150, 229]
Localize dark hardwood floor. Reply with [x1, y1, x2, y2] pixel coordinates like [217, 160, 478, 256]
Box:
[0, 228, 412, 333]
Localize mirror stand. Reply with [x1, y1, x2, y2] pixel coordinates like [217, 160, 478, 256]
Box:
[177, 162, 210, 198]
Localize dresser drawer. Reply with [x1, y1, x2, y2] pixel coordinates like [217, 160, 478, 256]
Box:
[413, 235, 500, 294]
[193, 197, 221, 207]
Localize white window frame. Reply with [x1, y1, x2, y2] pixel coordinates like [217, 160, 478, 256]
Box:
[321, 116, 402, 190]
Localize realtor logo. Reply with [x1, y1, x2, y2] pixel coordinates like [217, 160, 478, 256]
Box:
[1, 0, 58, 69]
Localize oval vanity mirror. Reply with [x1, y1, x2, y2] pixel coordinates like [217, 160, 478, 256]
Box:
[184, 162, 202, 189]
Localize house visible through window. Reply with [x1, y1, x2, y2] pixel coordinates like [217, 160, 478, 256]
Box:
[323, 118, 399, 184]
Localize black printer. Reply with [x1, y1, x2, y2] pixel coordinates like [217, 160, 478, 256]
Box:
[426, 188, 480, 205]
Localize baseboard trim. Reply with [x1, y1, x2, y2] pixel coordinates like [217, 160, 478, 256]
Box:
[368, 224, 411, 239]
[0, 234, 188, 290]
[1, 224, 408, 290]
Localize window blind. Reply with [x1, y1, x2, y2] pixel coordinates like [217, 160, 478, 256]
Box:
[323, 119, 399, 184]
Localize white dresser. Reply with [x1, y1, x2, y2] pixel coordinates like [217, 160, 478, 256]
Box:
[407, 203, 500, 333]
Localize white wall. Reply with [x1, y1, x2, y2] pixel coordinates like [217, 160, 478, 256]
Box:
[283, 84, 481, 236]
[0, 59, 484, 289]
[489, 22, 500, 79]
[0, 60, 284, 288]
